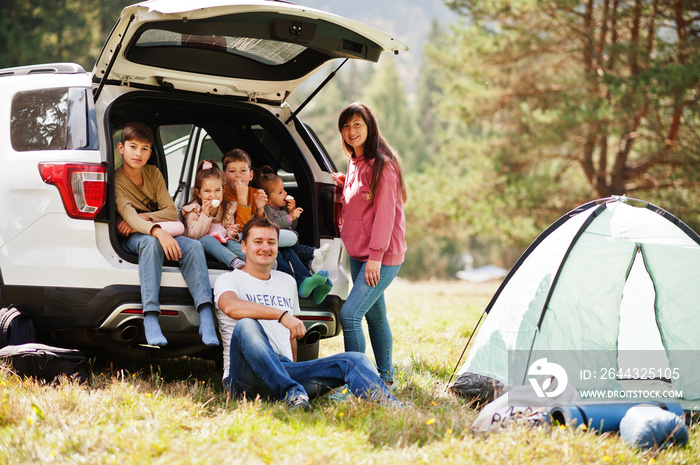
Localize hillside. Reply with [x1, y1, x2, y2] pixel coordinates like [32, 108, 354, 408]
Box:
[295, 0, 460, 93]
[297, 0, 458, 52]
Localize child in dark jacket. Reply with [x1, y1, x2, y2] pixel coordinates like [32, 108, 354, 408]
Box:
[256, 166, 332, 304]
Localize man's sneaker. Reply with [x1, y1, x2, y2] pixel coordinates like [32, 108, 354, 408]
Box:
[387, 400, 410, 409]
[286, 394, 311, 411]
[328, 384, 353, 402]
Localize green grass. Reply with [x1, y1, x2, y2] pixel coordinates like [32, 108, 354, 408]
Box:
[1, 280, 697, 464]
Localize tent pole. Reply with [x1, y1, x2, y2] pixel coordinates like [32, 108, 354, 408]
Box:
[522, 327, 540, 385]
[446, 310, 486, 390]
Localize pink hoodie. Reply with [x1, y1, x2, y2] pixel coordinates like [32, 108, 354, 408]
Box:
[341, 154, 406, 266]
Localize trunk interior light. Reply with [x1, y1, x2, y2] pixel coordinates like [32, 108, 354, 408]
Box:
[39, 162, 107, 219]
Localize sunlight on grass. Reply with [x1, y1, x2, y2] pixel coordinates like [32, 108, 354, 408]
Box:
[0, 280, 696, 464]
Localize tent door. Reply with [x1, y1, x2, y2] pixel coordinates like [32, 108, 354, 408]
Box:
[617, 249, 670, 373]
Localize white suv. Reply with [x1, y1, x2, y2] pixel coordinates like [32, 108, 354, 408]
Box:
[0, 0, 406, 360]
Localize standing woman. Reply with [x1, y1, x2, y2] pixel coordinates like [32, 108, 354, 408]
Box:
[334, 102, 407, 385]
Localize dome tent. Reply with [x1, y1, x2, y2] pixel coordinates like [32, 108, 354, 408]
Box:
[451, 197, 700, 410]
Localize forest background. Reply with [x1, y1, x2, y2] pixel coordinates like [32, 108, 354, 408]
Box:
[2, 0, 699, 280]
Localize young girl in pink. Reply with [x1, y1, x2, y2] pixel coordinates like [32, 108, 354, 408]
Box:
[181, 160, 243, 269]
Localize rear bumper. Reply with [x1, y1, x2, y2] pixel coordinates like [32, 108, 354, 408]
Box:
[1, 284, 342, 354]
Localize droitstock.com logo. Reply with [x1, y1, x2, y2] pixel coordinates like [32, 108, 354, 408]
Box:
[527, 358, 568, 398]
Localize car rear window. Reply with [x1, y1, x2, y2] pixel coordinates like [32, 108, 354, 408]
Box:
[123, 13, 375, 82]
[11, 88, 98, 152]
[135, 29, 307, 66]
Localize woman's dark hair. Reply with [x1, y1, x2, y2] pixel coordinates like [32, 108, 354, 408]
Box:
[337, 102, 407, 203]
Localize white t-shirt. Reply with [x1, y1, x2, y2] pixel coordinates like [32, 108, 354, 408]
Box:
[214, 269, 300, 379]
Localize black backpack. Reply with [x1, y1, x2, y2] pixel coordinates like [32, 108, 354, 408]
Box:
[0, 305, 35, 347]
[0, 343, 90, 383]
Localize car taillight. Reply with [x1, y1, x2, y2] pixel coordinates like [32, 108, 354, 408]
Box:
[334, 184, 344, 235]
[38, 162, 107, 220]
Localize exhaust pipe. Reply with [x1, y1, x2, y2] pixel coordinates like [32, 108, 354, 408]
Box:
[113, 324, 140, 342]
[301, 324, 327, 346]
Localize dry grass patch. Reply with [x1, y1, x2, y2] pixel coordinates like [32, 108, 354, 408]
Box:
[0, 280, 696, 464]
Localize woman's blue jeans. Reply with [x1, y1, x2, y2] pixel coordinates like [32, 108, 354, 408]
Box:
[223, 318, 396, 403]
[340, 257, 401, 384]
[121, 233, 213, 313]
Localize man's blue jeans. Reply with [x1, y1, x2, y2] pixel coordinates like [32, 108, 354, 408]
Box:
[121, 233, 213, 312]
[224, 318, 397, 403]
[340, 257, 401, 384]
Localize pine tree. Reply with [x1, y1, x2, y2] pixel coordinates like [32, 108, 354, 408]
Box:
[0, 0, 131, 69]
[433, 0, 700, 238]
[362, 59, 421, 171]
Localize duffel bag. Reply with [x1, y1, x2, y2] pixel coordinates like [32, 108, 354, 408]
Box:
[0, 343, 90, 383]
[0, 305, 35, 348]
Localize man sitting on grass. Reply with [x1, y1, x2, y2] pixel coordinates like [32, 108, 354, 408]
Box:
[214, 217, 399, 409]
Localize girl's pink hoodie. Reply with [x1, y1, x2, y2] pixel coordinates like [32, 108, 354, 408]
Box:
[341, 154, 406, 266]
